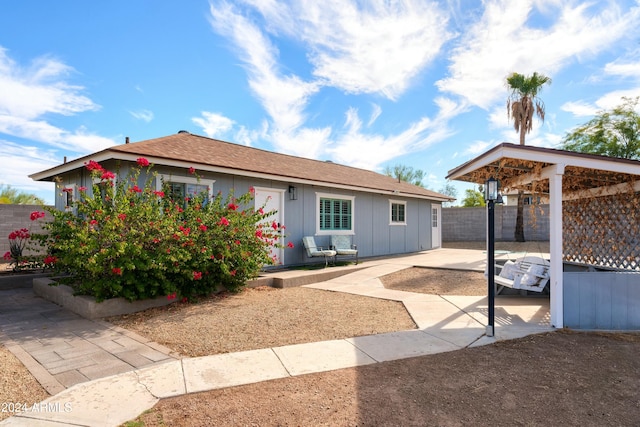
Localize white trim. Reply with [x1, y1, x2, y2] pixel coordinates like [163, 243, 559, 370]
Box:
[431, 204, 442, 248]
[389, 199, 407, 225]
[30, 152, 451, 202]
[315, 192, 355, 236]
[91, 175, 118, 200]
[549, 165, 564, 328]
[61, 184, 77, 212]
[254, 187, 286, 265]
[156, 174, 215, 199]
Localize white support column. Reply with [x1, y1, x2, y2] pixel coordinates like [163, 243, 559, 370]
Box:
[548, 164, 565, 328]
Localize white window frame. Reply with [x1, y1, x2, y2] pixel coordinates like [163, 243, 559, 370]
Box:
[61, 184, 77, 212]
[389, 199, 407, 225]
[92, 175, 118, 201]
[156, 174, 215, 201]
[315, 192, 355, 236]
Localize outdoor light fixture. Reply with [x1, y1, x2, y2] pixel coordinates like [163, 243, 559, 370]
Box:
[484, 176, 501, 337]
[485, 177, 499, 202]
[288, 185, 298, 201]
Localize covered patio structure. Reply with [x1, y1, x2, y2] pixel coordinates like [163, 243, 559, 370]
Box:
[447, 143, 640, 329]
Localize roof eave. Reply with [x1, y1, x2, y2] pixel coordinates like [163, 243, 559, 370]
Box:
[31, 149, 452, 202]
[447, 143, 640, 184]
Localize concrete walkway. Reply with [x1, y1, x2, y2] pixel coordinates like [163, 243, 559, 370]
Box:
[1, 248, 552, 427]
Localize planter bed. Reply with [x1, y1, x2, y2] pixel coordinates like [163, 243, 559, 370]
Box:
[33, 278, 176, 319]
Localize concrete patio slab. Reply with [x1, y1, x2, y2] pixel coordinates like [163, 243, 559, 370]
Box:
[272, 339, 377, 376]
[182, 348, 289, 394]
[347, 330, 461, 362]
[9, 372, 158, 427]
[402, 297, 484, 330]
[136, 360, 187, 398]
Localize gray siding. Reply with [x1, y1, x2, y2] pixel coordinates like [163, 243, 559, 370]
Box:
[47, 162, 438, 267]
[564, 272, 640, 329]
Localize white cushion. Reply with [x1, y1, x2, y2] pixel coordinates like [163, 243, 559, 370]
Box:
[521, 264, 546, 286]
[498, 260, 517, 280]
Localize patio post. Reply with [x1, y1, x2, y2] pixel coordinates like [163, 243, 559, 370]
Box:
[485, 177, 500, 337]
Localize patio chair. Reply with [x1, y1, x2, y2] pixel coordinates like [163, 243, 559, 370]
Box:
[331, 235, 358, 264]
[302, 236, 337, 267]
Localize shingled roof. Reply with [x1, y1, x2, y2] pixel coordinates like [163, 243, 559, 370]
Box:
[31, 131, 453, 202]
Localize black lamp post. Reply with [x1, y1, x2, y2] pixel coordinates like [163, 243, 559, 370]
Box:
[485, 177, 500, 337]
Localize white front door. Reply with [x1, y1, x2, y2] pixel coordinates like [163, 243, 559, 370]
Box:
[254, 187, 285, 265]
[431, 205, 441, 248]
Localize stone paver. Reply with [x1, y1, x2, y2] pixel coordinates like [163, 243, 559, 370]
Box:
[0, 288, 176, 394]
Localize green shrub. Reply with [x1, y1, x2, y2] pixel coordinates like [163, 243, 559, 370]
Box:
[31, 158, 290, 302]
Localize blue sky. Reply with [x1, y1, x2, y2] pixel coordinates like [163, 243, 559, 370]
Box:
[1, 1, 639, 205]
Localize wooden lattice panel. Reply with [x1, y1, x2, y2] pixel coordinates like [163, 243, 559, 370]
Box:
[563, 192, 640, 271]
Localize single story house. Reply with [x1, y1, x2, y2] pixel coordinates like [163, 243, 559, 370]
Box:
[447, 143, 640, 330]
[30, 131, 454, 267]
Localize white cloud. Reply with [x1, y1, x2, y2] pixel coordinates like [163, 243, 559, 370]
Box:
[293, 1, 452, 100]
[437, 0, 640, 109]
[0, 48, 98, 120]
[0, 46, 114, 156]
[0, 139, 60, 203]
[562, 88, 640, 118]
[129, 109, 154, 123]
[234, 125, 259, 146]
[464, 140, 493, 156]
[192, 111, 235, 138]
[208, 2, 328, 158]
[561, 101, 599, 117]
[604, 57, 640, 78]
[207, 0, 462, 164]
[327, 99, 463, 169]
[245, 0, 452, 100]
[367, 104, 382, 127]
[0, 115, 115, 153]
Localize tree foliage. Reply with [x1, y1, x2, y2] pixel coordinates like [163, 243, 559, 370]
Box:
[461, 188, 485, 207]
[438, 182, 458, 207]
[0, 184, 45, 205]
[562, 96, 640, 160]
[384, 164, 426, 187]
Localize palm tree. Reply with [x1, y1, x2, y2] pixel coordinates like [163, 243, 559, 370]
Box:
[506, 72, 551, 241]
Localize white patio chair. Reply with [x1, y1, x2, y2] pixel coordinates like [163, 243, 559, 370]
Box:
[302, 236, 337, 267]
[331, 235, 358, 264]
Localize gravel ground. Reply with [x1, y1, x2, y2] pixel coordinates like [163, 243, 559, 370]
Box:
[107, 286, 418, 357]
[0, 345, 49, 421]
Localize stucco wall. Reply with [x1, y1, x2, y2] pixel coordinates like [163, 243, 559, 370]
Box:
[442, 204, 550, 242]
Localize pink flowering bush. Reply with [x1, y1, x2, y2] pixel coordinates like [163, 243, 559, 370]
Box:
[3, 211, 46, 271]
[31, 160, 289, 302]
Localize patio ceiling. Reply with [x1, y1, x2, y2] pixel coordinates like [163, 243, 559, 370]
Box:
[446, 143, 640, 198]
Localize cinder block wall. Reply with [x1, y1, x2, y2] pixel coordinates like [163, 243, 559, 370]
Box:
[0, 205, 50, 260]
[443, 204, 550, 242]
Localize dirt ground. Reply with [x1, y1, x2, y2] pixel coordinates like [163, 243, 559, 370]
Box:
[131, 331, 640, 427]
[2, 242, 640, 426]
[0, 345, 50, 421]
[121, 259, 638, 426]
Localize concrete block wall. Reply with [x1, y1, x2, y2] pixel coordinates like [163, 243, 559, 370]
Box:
[443, 204, 550, 242]
[0, 204, 50, 259]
